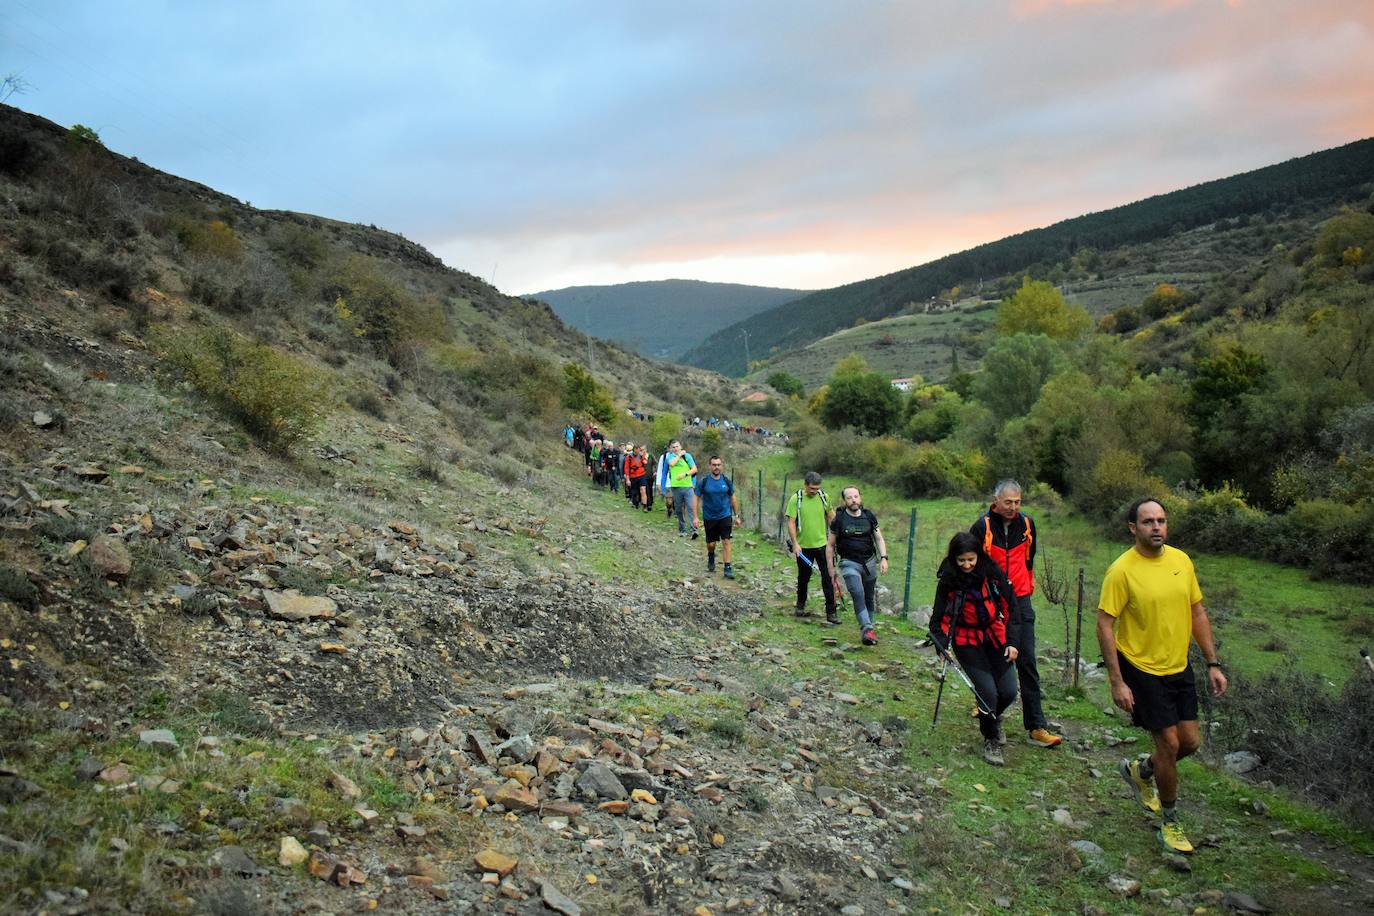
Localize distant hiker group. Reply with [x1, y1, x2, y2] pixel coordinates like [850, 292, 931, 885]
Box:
[565, 423, 741, 578]
[562, 422, 1230, 856]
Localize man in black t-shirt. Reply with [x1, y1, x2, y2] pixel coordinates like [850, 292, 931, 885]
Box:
[828, 486, 889, 646]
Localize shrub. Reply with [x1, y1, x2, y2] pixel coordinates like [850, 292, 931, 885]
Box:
[562, 362, 615, 423]
[176, 218, 243, 261]
[0, 564, 39, 610]
[269, 223, 330, 270]
[1213, 663, 1374, 827]
[648, 413, 683, 452]
[346, 389, 387, 420]
[697, 425, 723, 457]
[331, 254, 447, 363]
[821, 371, 902, 436]
[766, 371, 804, 398]
[160, 327, 332, 453]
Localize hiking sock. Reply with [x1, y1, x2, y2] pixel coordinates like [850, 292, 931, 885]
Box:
[1161, 801, 1177, 822]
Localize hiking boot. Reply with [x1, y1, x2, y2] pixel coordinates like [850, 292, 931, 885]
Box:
[1157, 819, 1194, 854]
[1026, 728, 1063, 748]
[794, 605, 810, 618]
[861, 628, 877, 646]
[994, 718, 1006, 747]
[723, 564, 735, 580]
[982, 739, 1004, 766]
[707, 556, 716, 573]
[825, 612, 841, 626]
[1119, 756, 1162, 815]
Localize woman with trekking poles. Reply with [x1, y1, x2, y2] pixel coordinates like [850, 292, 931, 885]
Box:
[928, 532, 1023, 766]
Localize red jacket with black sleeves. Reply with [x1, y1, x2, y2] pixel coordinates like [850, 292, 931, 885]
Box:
[929, 560, 1021, 651]
[969, 508, 1037, 598]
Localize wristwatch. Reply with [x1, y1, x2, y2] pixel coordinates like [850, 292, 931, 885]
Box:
[1206, 660, 1224, 669]
[880, 555, 888, 560]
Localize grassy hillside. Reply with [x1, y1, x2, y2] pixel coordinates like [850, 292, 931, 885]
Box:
[685, 136, 1374, 376]
[746, 209, 1329, 388]
[530, 278, 808, 359]
[745, 302, 995, 390]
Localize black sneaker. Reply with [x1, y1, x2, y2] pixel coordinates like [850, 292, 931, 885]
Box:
[825, 612, 841, 626]
[691, 528, 699, 540]
[707, 557, 716, 573]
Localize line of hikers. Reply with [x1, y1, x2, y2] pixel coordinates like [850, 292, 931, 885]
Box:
[566, 423, 742, 578]
[564, 423, 1228, 855]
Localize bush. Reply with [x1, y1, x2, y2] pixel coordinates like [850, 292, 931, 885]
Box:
[176, 218, 243, 261]
[1213, 663, 1374, 827]
[0, 564, 39, 610]
[645, 413, 681, 452]
[346, 389, 387, 420]
[766, 371, 804, 398]
[820, 371, 902, 436]
[331, 255, 447, 363]
[561, 362, 614, 423]
[160, 327, 332, 453]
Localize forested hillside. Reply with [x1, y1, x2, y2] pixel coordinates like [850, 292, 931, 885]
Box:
[780, 197, 1374, 583]
[530, 278, 807, 358]
[685, 137, 1374, 376]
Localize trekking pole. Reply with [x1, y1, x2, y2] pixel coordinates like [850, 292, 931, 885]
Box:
[901, 507, 917, 616]
[931, 656, 949, 728]
[1362, 649, 1374, 675]
[1072, 567, 1085, 690]
[936, 645, 996, 716]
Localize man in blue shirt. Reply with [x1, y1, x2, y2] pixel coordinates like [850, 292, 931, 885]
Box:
[694, 456, 741, 579]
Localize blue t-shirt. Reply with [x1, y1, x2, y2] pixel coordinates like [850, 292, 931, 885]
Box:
[695, 474, 734, 521]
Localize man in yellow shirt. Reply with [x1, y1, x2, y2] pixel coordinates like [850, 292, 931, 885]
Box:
[1096, 497, 1228, 855]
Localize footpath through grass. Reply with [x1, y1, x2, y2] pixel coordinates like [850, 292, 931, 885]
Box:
[727, 452, 1374, 683]
[705, 450, 1374, 912]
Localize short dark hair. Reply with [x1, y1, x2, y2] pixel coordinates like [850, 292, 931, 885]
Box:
[709, 455, 721, 462]
[1127, 497, 1166, 524]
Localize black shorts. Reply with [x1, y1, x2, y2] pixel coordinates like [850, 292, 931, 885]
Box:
[703, 517, 733, 543]
[1118, 652, 1198, 732]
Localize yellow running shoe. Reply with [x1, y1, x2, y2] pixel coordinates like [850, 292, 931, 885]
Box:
[1119, 757, 1162, 814]
[1158, 819, 1194, 854]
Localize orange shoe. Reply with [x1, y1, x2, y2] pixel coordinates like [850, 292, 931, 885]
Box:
[1026, 728, 1062, 748]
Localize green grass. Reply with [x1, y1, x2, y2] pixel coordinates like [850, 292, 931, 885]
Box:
[0, 701, 429, 912]
[727, 452, 1373, 684]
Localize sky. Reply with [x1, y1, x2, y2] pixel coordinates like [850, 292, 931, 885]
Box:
[6, 1, 1374, 295]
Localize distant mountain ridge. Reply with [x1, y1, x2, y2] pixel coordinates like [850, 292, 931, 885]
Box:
[683, 137, 1374, 375]
[528, 279, 808, 358]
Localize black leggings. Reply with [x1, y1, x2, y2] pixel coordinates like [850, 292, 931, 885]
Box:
[953, 641, 1018, 740]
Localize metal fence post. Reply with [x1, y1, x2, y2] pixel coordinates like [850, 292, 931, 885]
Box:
[757, 469, 763, 530]
[776, 474, 790, 544]
[901, 506, 918, 616]
[1073, 567, 1085, 690]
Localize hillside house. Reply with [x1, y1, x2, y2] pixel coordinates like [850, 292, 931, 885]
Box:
[890, 377, 915, 391]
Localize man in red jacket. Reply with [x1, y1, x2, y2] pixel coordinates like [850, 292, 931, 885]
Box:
[970, 479, 1062, 748]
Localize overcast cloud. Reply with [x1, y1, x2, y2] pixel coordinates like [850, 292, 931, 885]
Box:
[6, 1, 1373, 293]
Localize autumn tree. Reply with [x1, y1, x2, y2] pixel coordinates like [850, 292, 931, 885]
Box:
[996, 278, 1092, 339]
